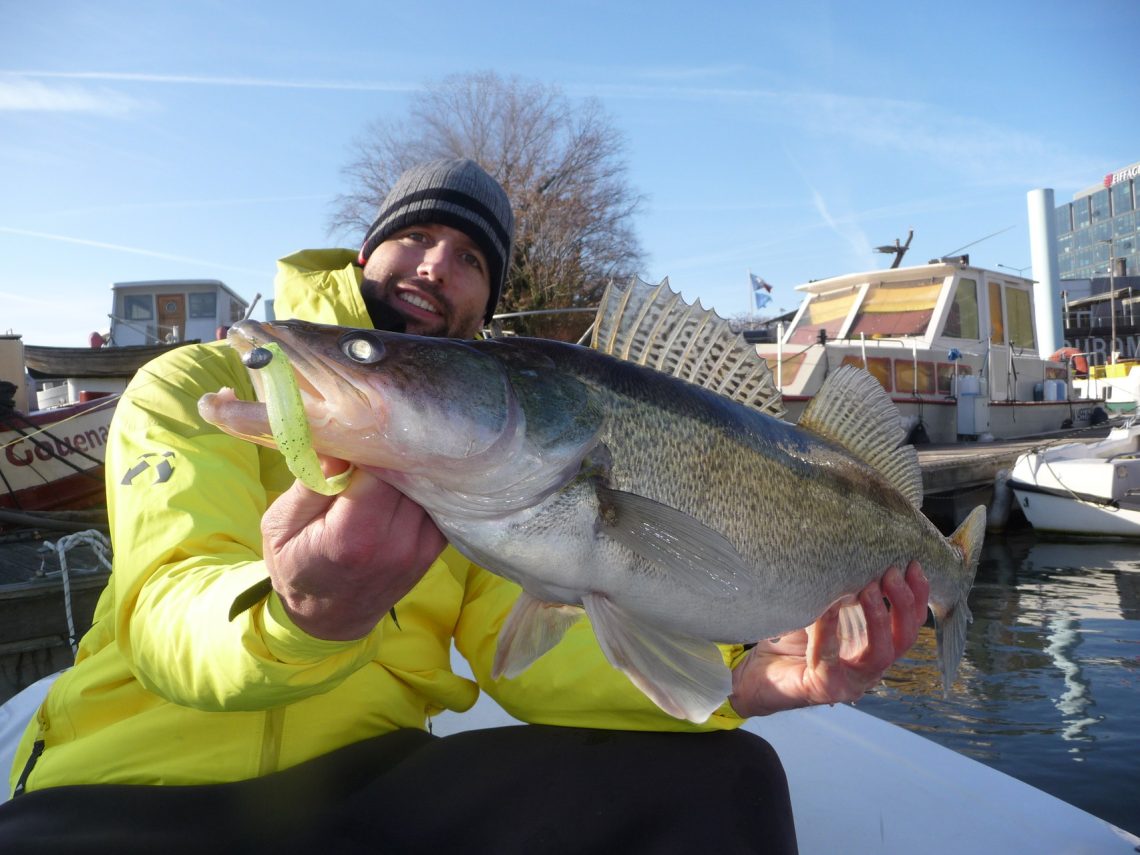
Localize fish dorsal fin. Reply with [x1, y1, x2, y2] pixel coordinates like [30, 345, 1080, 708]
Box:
[798, 365, 924, 508]
[591, 275, 785, 419]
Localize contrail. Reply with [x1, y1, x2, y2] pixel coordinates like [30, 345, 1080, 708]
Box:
[5, 70, 420, 93]
[0, 226, 266, 276]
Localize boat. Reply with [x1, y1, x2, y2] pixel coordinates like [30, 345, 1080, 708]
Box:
[1007, 421, 1140, 538]
[107, 277, 251, 347]
[23, 340, 196, 381]
[0, 396, 116, 513]
[2, 672, 1135, 853]
[752, 256, 1109, 444]
[1072, 359, 1140, 416]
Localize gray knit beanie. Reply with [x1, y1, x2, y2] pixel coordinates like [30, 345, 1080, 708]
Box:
[358, 158, 514, 323]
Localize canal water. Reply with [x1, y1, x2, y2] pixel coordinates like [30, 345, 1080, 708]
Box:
[858, 530, 1140, 837]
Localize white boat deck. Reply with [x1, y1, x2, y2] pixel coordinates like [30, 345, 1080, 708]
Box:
[3, 673, 1137, 853]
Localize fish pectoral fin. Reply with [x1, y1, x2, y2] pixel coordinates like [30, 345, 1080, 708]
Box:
[836, 597, 869, 660]
[582, 592, 731, 724]
[492, 591, 585, 680]
[595, 485, 746, 598]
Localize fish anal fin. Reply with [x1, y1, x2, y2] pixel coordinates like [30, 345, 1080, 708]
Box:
[582, 592, 731, 724]
[492, 591, 584, 680]
[798, 365, 924, 508]
[836, 597, 869, 660]
[596, 485, 745, 599]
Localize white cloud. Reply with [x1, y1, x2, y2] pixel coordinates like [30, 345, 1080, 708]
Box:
[0, 77, 142, 114]
[811, 188, 873, 262]
[8, 70, 419, 93]
[0, 226, 265, 276]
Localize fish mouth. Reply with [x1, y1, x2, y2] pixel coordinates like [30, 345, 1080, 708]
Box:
[225, 319, 374, 436]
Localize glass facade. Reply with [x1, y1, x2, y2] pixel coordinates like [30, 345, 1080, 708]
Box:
[1056, 161, 1140, 280]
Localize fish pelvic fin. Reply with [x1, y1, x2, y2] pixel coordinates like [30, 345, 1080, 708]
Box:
[798, 364, 924, 508]
[492, 591, 585, 680]
[931, 504, 987, 695]
[595, 485, 747, 599]
[590, 275, 785, 418]
[582, 592, 732, 724]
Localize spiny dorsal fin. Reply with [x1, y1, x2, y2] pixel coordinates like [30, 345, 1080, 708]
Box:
[798, 365, 923, 507]
[591, 276, 785, 419]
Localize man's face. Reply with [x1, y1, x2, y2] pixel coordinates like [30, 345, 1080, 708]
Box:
[360, 223, 492, 338]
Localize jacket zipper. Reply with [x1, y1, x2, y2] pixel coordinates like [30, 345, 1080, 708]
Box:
[11, 739, 45, 797]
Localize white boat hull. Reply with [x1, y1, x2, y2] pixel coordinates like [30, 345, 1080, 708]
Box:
[1008, 424, 1140, 538]
[0, 397, 117, 511]
[4, 672, 1138, 854]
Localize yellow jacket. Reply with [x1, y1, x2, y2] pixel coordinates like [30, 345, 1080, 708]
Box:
[10, 249, 743, 793]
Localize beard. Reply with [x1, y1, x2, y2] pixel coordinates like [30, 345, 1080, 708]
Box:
[359, 274, 412, 334]
[359, 273, 482, 338]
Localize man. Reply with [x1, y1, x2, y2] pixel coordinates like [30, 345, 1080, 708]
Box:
[1, 159, 929, 853]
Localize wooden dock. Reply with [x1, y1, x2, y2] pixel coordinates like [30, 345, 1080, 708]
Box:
[919, 427, 1111, 494]
[917, 428, 1111, 531]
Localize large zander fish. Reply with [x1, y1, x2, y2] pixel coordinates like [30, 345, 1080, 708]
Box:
[199, 318, 985, 724]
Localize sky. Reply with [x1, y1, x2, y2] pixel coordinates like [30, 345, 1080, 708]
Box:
[2, 0, 1137, 346]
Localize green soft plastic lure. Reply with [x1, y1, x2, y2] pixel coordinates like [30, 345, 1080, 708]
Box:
[244, 343, 352, 496]
[243, 343, 400, 629]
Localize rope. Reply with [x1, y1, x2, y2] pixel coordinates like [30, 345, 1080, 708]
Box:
[38, 529, 113, 655]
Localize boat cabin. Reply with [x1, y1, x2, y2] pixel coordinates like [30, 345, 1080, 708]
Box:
[109, 279, 249, 346]
[753, 259, 1096, 442]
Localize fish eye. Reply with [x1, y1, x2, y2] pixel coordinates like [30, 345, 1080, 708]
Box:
[340, 334, 384, 364]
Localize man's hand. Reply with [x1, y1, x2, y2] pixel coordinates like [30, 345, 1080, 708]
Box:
[729, 562, 930, 717]
[261, 460, 446, 641]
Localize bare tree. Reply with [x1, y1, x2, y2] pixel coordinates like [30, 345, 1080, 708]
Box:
[331, 72, 645, 337]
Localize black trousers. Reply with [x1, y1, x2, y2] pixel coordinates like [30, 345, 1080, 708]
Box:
[0, 725, 797, 854]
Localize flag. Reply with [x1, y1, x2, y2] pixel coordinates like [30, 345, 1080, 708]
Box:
[750, 272, 772, 309]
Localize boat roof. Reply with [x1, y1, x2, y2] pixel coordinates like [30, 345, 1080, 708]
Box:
[793, 260, 1030, 295]
[110, 278, 249, 308]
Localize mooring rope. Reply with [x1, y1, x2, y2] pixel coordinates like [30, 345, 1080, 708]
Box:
[38, 529, 113, 655]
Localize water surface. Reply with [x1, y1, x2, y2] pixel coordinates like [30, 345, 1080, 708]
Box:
[859, 531, 1140, 837]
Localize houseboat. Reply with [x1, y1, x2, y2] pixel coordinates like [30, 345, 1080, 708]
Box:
[752, 257, 1106, 444]
[108, 278, 250, 347]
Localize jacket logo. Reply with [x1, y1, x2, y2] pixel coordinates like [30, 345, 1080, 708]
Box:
[121, 452, 176, 485]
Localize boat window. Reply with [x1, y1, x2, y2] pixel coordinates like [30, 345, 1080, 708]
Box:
[943, 278, 980, 339]
[936, 362, 959, 395]
[848, 280, 942, 338]
[841, 355, 891, 391]
[787, 288, 858, 344]
[124, 294, 153, 321]
[1006, 287, 1036, 350]
[988, 281, 1005, 343]
[895, 360, 936, 395]
[189, 292, 217, 319]
[762, 350, 807, 385]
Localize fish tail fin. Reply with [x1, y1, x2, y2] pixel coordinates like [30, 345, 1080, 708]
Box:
[931, 504, 987, 695]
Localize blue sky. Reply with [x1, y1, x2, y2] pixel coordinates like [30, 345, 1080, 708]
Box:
[2, 0, 1137, 345]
